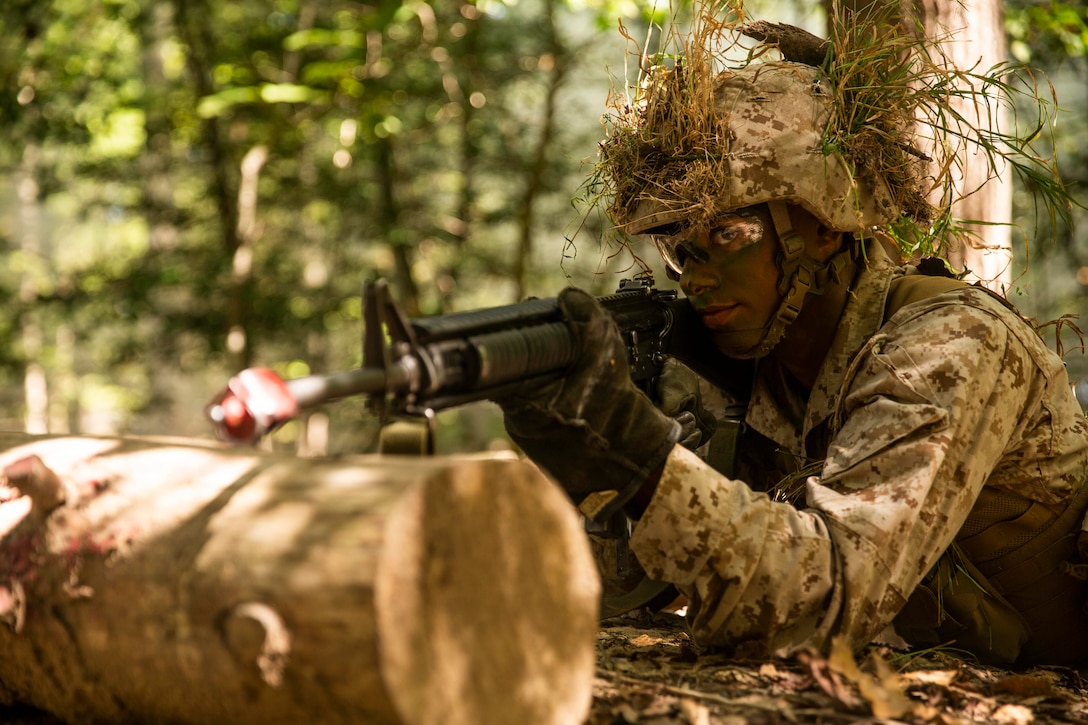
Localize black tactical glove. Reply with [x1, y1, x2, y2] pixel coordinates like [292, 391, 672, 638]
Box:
[496, 288, 680, 519]
[653, 358, 717, 451]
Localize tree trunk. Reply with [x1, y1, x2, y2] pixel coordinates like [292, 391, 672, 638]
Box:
[835, 0, 1013, 288]
[512, 0, 567, 301]
[16, 152, 48, 435]
[172, 0, 249, 367]
[914, 0, 1012, 288]
[0, 434, 599, 725]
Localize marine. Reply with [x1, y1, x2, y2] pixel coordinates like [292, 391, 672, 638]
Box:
[495, 8, 1088, 667]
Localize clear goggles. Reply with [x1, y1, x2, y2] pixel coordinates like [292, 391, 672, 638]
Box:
[651, 211, 766, 276]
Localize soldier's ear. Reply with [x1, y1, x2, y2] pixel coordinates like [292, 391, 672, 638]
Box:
[812, 225, 846, 262]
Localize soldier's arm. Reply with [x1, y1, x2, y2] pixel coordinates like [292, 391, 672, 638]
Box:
[629, 299, 1068, 656]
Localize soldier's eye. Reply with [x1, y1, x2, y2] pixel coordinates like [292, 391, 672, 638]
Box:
[708, 216, 764, 253]
[709, 226, 741, 247]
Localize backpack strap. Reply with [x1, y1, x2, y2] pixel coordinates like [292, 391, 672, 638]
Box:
[884, 268, 971, 320]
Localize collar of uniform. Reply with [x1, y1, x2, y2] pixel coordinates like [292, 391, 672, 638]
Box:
[744, 239, 902, 457]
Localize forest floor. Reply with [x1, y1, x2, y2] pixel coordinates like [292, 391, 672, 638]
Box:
[590, 611, 1088, 724]
[3, 610, 1086, 723]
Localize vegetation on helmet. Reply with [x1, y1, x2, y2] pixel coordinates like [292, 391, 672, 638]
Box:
[589, 0, 1071, 262]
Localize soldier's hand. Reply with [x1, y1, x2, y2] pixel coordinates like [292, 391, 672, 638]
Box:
[492, 288, 680, 520]
[654, 358, 717, 451]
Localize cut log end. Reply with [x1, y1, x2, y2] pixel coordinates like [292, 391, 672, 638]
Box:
[377, 458, 601, 725]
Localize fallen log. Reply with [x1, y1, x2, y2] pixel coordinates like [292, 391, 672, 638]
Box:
[0, 433, 600, 725]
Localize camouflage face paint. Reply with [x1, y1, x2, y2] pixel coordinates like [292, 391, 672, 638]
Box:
[653, 211, 767, 276]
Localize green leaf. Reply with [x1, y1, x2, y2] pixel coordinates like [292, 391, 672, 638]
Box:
[196, 86, 260, 118]
[283, 28, 364, 51]
[259, 83, 325, 104]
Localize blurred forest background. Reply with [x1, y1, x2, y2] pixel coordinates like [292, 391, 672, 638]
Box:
[0, 0, 1085, 457]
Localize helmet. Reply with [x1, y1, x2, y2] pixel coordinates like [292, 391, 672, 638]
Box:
[602, 60, 897, 358]
[614, 61, 897, 237]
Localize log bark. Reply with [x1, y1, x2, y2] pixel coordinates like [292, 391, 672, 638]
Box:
[0, 433, 600, 725]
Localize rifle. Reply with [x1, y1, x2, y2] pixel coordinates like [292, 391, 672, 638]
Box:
[206, 277, 750, 445]
[206, 277, 752, 619]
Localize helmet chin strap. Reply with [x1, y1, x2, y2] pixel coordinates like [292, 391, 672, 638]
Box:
[731, 201, 853, 359]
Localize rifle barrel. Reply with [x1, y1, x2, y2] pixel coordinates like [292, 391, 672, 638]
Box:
[286, 361, 415, 410]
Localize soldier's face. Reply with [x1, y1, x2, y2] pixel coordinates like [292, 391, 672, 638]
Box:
[662, 206, 783, 357]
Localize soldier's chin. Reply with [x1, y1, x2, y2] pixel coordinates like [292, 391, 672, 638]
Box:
[710, 329, 770, 359]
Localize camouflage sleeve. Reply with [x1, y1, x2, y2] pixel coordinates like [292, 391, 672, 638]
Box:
[630, 298, 1060, 656]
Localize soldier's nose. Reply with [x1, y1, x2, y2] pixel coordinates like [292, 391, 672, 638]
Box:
[681, 262, 717, 298]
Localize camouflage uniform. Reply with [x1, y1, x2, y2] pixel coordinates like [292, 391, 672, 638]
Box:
[530, 42, 1087, 664]
[630, 241, 1088, 665]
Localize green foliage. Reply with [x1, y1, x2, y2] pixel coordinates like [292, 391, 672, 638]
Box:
[1, 0, 1085, 448]
[0, 0, 667, 450]
[1002, 0, 1088, 366]
[1006, 1, 1087, 64]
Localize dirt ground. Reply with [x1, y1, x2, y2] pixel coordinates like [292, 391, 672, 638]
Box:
[3, 611, 1086, 723]
[591, 611, 1088, 724]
